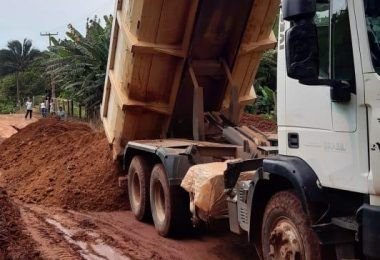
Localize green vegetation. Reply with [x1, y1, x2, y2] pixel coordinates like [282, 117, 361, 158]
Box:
[0, 16, 112, 115]
[0, 14, 277, 119]
[246, 49, 277, 118]
[0, 39, 44, 112]
[246, 16, 278, 119]
[45, 15, 113, 115]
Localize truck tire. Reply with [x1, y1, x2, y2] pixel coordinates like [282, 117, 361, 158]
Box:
[128, 156, 152, 221]
[150, 164, 190, 237]
[261, 191, 321, 260]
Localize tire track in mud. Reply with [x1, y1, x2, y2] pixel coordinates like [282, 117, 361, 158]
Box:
[20, 206, 83, 260]
[70, 211, 256, 260]
[20, 204, 155, 260]
[70, 211, 174, 260]
[18, 204, 256, 260]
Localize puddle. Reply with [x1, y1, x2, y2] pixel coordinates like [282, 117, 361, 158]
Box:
[46, 218, 129, 260]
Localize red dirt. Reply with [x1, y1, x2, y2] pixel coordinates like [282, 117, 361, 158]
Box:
[0, 114, 38, 145]
[0, 118, 127, 211]
[0, 117, 259, 259]
[240, 113, 277, 133]
[18, 204, 257, 260]
[0, 188, 41, 259]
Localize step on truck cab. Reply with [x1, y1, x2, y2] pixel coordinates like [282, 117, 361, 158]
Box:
[102, 0, 380, 259]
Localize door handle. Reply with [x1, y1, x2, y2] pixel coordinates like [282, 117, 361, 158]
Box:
[288, 133, 299, 149]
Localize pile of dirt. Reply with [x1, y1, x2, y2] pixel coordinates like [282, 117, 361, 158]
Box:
[0, 118, 128, 211]
[0, 188, 41, 259]
[240, 113, 277, 133]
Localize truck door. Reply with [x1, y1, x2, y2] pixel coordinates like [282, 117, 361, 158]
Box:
[281, 0, 369, 193]
[359, 0, 380, 195]
[330, 0, 357, 133]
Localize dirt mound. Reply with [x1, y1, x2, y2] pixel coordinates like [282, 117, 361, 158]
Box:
[0, 118, 127, 211]
[0, 188, 41, 259]
[240, 113, 277, 133]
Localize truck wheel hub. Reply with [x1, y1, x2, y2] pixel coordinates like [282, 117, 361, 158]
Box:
[269, 218, 303, 260]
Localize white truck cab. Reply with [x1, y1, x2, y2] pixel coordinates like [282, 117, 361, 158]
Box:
[279, 0, 380, 204]
[270, 0, 380, 258]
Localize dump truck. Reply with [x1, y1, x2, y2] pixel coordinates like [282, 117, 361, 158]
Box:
[101, 0, 380, 259]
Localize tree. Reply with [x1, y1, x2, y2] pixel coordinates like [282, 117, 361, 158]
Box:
[246, 49, 277, 117]
[255, 49, 277, 91]
[45, 15, 112, 115]
[0, 39, 41, 104]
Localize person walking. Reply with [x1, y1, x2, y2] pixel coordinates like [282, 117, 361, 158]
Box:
[40, 101, 47, 118]
[25, 98, 33, 119]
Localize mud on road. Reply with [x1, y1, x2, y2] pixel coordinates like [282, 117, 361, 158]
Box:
[0, 116, 257, 260]
[18, 203, 256, 260]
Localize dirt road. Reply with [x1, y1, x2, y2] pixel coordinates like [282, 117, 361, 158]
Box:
[0, 115, 257, 260]
[18, 203, 256, 260]
[0, 114, 37, 143]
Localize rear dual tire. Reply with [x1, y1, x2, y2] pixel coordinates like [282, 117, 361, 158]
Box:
[128, 156, 152, 221]
[128, 157, 190, 237]
[150, 164, 190, 237]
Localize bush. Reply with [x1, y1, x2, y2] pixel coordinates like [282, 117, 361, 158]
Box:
[0, 100, 16, 114]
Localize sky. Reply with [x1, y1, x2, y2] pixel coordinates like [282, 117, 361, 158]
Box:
[0, 0, 115, 50]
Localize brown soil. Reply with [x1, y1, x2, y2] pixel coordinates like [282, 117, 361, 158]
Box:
[240, 113, 277, 133]
[0, 118, 127, 211]
[0, 188, 41, 259]
[0, 114, 38, 144]
[0, 116, 258, 259]
[17, 204, 257, 260]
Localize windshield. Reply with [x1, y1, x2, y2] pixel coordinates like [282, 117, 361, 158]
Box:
[364, 0, 380, 74]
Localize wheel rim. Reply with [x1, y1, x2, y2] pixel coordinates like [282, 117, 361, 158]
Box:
[153, 180, 166, 223]
[131, 171, 141, 208]
[268, 217, 304, 260]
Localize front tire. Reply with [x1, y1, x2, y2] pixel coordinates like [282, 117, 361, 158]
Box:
[261, 191, 321, 260]
[128, 156, 152, 221]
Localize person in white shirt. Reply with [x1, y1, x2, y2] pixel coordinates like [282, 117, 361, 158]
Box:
[40, 102, 47, 118]
[25, 98, 33, 119]
[50, 101, 55, 115]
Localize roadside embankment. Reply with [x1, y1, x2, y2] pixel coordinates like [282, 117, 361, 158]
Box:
[0, 118, 127, 211]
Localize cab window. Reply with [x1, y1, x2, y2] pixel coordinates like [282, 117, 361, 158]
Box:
[315, 0, 356, 92]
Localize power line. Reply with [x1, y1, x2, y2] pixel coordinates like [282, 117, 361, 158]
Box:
[40, 32, 58, 47]
[40, 32, 58, 99]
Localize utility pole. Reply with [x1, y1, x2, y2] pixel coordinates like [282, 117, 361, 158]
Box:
[40, 32, 59, 102]
[40, 32, 58, 47]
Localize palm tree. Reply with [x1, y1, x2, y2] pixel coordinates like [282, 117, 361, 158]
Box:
[0, 39, 41, 104]
[45, 16, 112, 114]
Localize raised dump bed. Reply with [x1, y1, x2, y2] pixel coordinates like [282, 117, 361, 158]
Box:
[101, 0, 279, 156]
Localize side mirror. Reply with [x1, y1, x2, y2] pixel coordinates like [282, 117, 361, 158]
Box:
[300, 79, 352, 103]
[285, 20, 319, 79]
[283, 0, 319, 79]
[330, 81, 351, 103]
[282, 0, 351, 103]
[282, 0, 316, 21]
